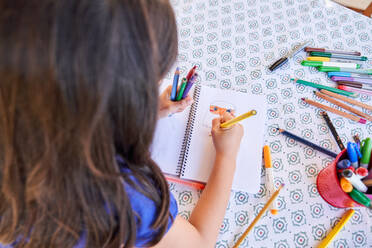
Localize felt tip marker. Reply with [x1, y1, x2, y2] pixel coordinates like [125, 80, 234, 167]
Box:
[268, 40, 309, 71]
[337, 159, 351, 169]
[349, 189, 372, 208]
[263, 145, 278, 215]
[317, 67, 372, 75]
[341, 169, 368, 192]
[170, 67, 180, 101]
[347, 142, 360, 168]
[307, 56, 352, 63]
[331, 76, 372, 84]
[301, 60, 361, 69]
[309, 52, 367, 61]
[327, 72, 372, 79]
[337, 81, 372, 90]
[304, 47, 361, 56]
[360, 138, 372, 169]
[338, 85, 372, 96]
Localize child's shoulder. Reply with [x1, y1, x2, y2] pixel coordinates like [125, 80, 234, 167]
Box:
[117, 155, 178, 246]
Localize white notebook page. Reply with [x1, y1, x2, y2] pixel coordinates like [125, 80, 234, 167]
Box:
[180, 86, 266, 193]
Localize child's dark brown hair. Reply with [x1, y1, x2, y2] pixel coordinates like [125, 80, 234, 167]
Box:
[0, 0, 178, 247]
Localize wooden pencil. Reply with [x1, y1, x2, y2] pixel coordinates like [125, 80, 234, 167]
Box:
[302, 98, 366, 124]
[233, 184, 284, 248]
[314, 91, 372, 121]
[320, 89, 372, 111]
[220, 110, 257, 128]
[278, 128, 338, 158]
[321, 111, 345, 151]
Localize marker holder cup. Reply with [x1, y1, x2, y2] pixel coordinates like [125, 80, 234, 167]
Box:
[317, 150, 365, 208]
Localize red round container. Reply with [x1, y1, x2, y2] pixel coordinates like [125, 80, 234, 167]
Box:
[317, 149, 363, 208]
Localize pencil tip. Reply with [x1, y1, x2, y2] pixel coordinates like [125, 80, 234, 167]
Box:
[301, 98, 305, 101]
[281, 183, 285, 187]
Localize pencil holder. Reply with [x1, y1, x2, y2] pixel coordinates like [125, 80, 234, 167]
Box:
[317, 149, 366, 208]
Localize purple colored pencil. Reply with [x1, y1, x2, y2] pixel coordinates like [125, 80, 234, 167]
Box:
[182, 73, 198, 99]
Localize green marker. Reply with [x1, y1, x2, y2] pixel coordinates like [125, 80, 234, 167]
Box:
[291, 78, 358, 98]
[360, 138, 372, 169]
[310, 52, 368, 61]
[176, 78, 187, 101]
[317, 66, 372, 75]
[301, 60, 361, 69]
[349, 188, 372, 208]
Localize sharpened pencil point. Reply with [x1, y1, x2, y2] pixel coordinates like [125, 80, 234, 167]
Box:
[301, 98, 305, 101]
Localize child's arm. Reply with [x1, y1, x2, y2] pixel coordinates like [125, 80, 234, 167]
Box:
[158, 85, 193, 118]
[153, 113, 243, 248]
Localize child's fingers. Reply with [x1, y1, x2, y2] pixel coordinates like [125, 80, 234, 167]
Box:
[220, 111, 234, 123]
[212, 117, 221, 130]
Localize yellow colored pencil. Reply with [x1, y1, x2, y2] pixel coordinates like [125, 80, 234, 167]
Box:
[318, 209, 354, 248]
[220, 110, 257, 128]
[233, 184, 284, 248]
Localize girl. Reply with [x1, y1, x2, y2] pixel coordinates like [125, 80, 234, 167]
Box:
[0, 0, 243, 247]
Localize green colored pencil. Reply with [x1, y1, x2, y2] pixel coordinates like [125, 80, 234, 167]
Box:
[291, 78, 358, 98]
[176, 78, 187, 101]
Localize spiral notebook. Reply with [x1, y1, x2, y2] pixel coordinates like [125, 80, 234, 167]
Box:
[151, 85, 266, 193]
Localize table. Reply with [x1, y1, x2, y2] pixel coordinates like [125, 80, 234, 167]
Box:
[166, 0, 372, 247]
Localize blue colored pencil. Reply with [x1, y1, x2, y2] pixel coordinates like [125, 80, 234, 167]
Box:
[170, 67, 180, 101]
[278, 128, 338, 158]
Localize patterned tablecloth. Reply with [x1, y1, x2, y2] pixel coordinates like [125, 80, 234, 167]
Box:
[164, 0, 372, 247]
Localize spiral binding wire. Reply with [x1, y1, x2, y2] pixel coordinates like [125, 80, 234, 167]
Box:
[176, 84, 202, 177]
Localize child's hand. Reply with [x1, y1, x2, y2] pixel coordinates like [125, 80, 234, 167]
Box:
[211, 112, 244, 161]
[158, 85, 193, 118]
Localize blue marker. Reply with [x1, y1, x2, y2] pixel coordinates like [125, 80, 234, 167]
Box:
[347, 142, 360, 168]
[327, 71, 372, 79]
[170, 67, 180, 101]
[337, 159, 351, 169]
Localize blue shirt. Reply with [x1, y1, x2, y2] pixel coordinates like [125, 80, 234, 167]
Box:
[0, 160, 178, 247]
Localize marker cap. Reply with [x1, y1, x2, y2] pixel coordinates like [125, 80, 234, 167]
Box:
[347, 142, 358, 164]
[349, 188, 371, 207]
[360, 138, 372, 168]
[336, 159, 351, 169]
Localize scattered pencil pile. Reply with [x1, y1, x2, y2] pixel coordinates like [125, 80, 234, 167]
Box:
[337, 138, 372, 208]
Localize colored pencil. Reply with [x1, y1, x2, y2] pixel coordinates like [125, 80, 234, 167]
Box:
[320, 89, 372, 111]
[338, 85, 372, 96]
[186, 65, 197, 81]
[170, 67, 180, 101]
[317, 209, 355, 248]
[233, 184, 284, 248]
[278, 128, 338, 157]
[309, 52, 367, 61]
[176, 78, 187, 101]
[292, 78, 357, 97]
[220, 110, 257, 128]
[314, 91, 372, 122]
[164, 175, 205, 190]
[302, 98, 366, 124]
[181, 73, 198, 99]
[263, 145, 278, 215]
[304, 47, 361, 56]
[321, 112, 345, 151]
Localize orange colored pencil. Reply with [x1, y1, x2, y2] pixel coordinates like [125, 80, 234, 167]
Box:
[164, 175, 205, 190]
[320, 89, 372, 111]
[302, 98, 366, 124]
[314, 91, 372, 121]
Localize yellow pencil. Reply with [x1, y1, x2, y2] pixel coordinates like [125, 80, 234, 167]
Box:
[220, 110, 257, 128]
[233, 184, 284, 248]
[318, 209, 354, 248]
